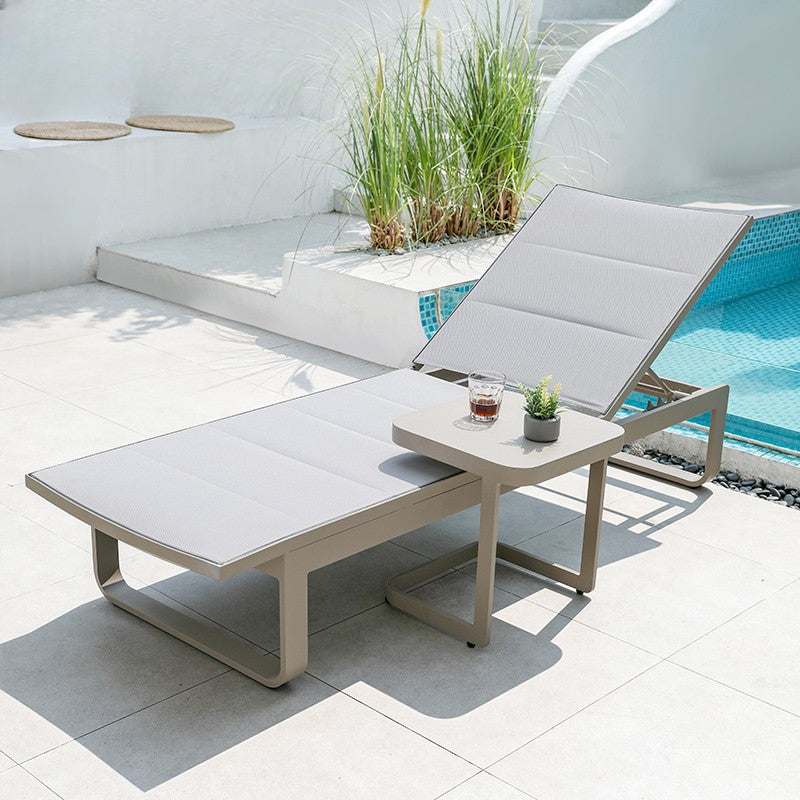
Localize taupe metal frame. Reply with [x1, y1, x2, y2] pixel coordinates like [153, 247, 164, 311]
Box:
[30, 424, 612, 687]
[26, 366, 720, 688]
[30, 471, 496, 687]
[609, 373, 728, 487]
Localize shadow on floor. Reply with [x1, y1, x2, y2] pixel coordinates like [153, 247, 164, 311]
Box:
[0, 592, 335, 789]
[1, 474, 709, 787]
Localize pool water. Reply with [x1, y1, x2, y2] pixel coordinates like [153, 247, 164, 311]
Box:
[636, 278, 800, 451]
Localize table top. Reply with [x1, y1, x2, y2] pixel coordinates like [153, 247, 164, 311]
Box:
[392, 392, 624, 486]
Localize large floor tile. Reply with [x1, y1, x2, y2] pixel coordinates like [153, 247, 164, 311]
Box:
[307, 571, 657, 767]
[627, 482, 800, 576]
[496, 512, 794, 656]
[0, 751, 15, 773]
[604, 463, 711, 517]
[119, 311, 291, 365]
[0, 375, 49, 410]
[0, 398, 140, 486]
[133, 541, 427, 652]
[490, 662, 800, 800]
[0, 287, 103, 351]
[0, 332, 192, 396]
[207, 339, 387, 398]
[671, 578, 800, 715]
[0, 483, 91, 552]
[0, 767, 61, 799]
[439, 772, 534, 800]
[0, 573, 228, 762]
[0, 506, 89, 601]
[24, 671, 474, 799]
[62, 364, 283, 437]
[2, 283, 206, 344]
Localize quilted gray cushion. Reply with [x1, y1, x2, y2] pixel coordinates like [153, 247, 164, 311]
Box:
[30, 370, 465, 567]
[416, 186, 750, 416]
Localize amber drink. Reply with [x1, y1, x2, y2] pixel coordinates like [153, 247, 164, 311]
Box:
[468, 371, 505, 422]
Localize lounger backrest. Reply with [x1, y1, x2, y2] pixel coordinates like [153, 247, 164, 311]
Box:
[414, 186, 752, 417]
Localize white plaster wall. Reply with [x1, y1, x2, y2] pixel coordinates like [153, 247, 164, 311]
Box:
[0, 0, 433, 295]
[0, 0, 420, 124]
[0, 120, 335, 296]
[531, 0, 800, 199]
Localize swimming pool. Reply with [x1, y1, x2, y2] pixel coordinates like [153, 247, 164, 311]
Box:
[419, 209, 800, 464]
[626, 210, 800, 464]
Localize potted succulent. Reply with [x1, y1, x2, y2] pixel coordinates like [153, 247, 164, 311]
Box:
[518, 375, 563, 442]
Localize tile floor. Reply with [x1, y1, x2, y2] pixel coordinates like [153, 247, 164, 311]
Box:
[1, 283, 799, 799]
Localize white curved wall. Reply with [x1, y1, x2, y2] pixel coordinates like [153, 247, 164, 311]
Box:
[531, 0, 800, 199]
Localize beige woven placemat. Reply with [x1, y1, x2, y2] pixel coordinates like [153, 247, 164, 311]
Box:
[126, 115, 235, 133]
[13, 121, 132, 141]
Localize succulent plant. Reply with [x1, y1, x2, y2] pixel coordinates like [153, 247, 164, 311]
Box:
[518, 375, 562, 420]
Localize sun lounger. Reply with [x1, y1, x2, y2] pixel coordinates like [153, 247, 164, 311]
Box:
[26, 186, 752, 687]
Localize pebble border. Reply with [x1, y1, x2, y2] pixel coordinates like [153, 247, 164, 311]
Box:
[621, 445, 800, 510]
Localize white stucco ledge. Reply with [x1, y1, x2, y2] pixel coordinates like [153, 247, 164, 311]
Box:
[0, 117, 335, 297]
[97, 214, 511, 367]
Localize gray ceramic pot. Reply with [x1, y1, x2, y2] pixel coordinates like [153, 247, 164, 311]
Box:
[524, 414, 560, 442]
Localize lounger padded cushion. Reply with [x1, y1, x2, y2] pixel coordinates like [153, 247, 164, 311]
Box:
[30, 370, 465, 567]
[416, 186, 750, 416]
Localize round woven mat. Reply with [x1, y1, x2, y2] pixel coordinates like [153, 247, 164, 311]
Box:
[13, 121, 131, 141]
[125, 115, 235, 133]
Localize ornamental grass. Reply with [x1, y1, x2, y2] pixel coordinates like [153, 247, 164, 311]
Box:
[340, 1, 543, 250]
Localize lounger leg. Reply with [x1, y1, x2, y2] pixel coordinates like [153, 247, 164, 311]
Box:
[611, 384, 729, 488]
[258, 555, 308, 686]
[386, 463, 607, 644]
[92, 528, 308, 688]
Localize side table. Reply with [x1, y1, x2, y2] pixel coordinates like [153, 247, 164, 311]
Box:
[390, 391, 624, 647]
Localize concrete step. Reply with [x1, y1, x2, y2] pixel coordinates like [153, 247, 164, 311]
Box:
[97, 213, 510, 366]
[536, 43, 581, 77]
[539, 19, 620, 47]
[98, 213, 368, 298]
[542, 0, 649, 19]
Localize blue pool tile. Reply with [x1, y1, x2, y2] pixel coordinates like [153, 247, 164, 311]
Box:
[697, 210, 800, 306]
[628, 339, 800, 450]
[672, 281, 800, 370]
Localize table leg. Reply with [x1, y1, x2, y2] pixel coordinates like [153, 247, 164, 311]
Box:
[576, 458, 607, 593]
[494, 458, 607, 594]
[470, 479, 501, 646]
[386, 460, 609, 643]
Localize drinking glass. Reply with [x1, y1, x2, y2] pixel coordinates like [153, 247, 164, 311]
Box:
[468, 371, 505, 422]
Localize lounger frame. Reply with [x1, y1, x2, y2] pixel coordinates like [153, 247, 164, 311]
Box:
[610, 372, 729, 487]
[419, 366, 728, 488]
